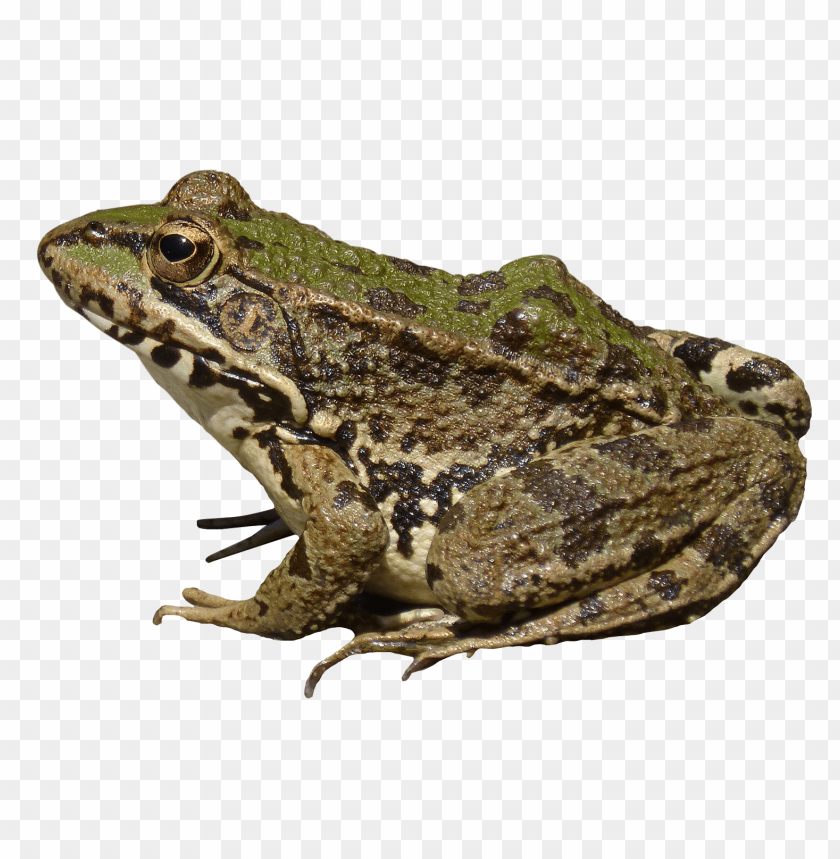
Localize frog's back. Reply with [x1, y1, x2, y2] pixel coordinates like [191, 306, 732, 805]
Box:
[159, 172, 713, 406]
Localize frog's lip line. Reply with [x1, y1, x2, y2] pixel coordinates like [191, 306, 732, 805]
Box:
[76, 296, 227, 369]
[76, 296, 312, 427]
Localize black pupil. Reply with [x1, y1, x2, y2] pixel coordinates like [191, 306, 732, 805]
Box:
[160, 234, 196, 263]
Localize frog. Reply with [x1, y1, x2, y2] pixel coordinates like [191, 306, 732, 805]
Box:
[38, 171, 811, 697]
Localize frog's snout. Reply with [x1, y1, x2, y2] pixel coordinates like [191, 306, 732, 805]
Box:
[37, 226, 62, 279]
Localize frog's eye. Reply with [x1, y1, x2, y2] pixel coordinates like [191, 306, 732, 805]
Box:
[148, 220, 220, 285]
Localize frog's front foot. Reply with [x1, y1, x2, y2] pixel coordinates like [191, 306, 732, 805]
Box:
[152, 588, 242, 625]
[182, 587, 239, 608]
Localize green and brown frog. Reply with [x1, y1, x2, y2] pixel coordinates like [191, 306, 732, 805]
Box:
[38, 171, 810, 696]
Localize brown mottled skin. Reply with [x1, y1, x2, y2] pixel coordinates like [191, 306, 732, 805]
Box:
[37, 172, 811, 696]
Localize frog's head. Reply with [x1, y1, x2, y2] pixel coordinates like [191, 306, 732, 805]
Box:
[37, 172, 262, 343]
[38, 171, 311, 429]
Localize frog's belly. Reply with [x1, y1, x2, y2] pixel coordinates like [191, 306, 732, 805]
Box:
[366, 520, 440, 606]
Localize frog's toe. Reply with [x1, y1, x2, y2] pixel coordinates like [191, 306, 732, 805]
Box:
[182, 587, 238, 608]
[303, 619, 460, 697]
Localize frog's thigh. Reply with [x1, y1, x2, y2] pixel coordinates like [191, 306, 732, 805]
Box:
[427, 417, 805, 624]
[153, 444, 390, 640]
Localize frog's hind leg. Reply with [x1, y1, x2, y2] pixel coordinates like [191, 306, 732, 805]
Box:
[647, 329, 811, 439]
[305, 450, 804, 696]
[304, 416, 806, 696]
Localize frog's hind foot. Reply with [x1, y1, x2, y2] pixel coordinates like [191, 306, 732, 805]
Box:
[303, 614, 469, 698]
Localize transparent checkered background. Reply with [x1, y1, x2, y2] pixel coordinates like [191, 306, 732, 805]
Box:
[2, 2, 836, 857]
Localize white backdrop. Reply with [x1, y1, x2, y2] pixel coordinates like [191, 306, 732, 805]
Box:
[2, 2, 836, 857]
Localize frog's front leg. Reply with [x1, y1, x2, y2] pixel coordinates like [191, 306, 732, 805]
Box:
[305, 417, 805, 695]
[153, 443, 390, 640]
[646, 328, 811, 439]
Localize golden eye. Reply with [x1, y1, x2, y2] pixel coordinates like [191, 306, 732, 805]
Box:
[148, 220, 220, 285]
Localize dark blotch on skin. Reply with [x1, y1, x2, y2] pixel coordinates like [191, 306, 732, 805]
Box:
[118, 329, 147, 347]
[254, 429, 303, 500]
[235, 235, 265, 251]
[288, 541, 313, 580]
[365, 287, 427, 319]
[150, 343, 181, 368]
[593, 433, 674, 474]
[333, 480, 379, 513]
[369, 414, 393, 443]
[217, 201, 252, 221]
[765, 401, 810, 439]
[726, 357, 794, 393]
[114, 281, 147, 318]
[386, 255, 438, 277]
[702, 524, 753, 579]
[538, 382, 571, 406]
[425, 563, 445, 587]
[96, 294, 115, 318]
[201, 347, 225, 364]
[334, 421, 357, 448]
[359, 439, 539, 558]
[577, 596, 606, 624]
[647, 384, 669, 417]
[739, 400, 759, 416]
[255, 598, 270, 617]
[630, 534, 665, 570]
[280, 308, 308, 364]
[231, 426, 249, 440]
[523, 465, 617, 568]
[335, 262, 364, 276]
[188, 355, 217, 388]
[673, 336, 732, 376]
[524, 465, 601, 515]
[489, 308, 533, 355]
[455, 299, 491, 315]
[457, 271, 507, 296]
[522, 283, 577, 318]
[648, 571, 683, 601]
[760, 478, 792, 522]
[596, 342, 647, 385]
